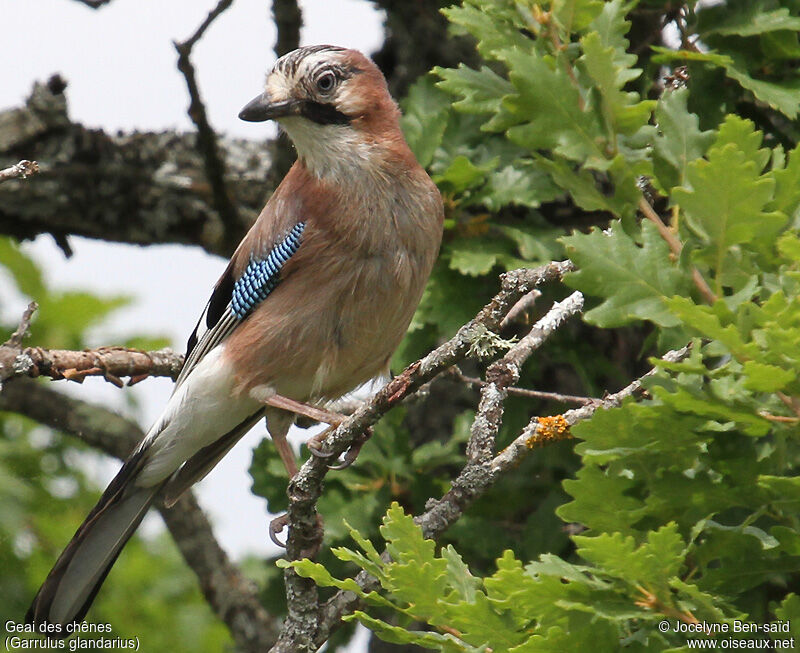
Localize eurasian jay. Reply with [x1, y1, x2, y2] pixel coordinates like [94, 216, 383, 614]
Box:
[27, 45, 443, 632]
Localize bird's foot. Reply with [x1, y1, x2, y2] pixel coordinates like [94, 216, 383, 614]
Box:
[307, 426, 373, 470]
[268, 512, 325, 557]
[269, 513, 290, 547]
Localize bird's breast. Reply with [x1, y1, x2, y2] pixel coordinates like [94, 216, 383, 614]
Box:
[226, 162, 442, 403]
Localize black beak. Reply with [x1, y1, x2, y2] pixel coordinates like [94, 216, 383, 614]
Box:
[238, 94, 298, 122]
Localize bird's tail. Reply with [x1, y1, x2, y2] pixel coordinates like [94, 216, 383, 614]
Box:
[26, 452, 162, 635]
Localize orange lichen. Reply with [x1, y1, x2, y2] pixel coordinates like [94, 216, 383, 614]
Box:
[527, 415, 570, 448]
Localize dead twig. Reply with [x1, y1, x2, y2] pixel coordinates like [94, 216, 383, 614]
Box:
[0, 160, 39, 184]
[174, 0, 242, 253]
[0, 304, 183, 386]
[638, 196, 717, 304]
[315, 344, 692, 646]
[450, 367, 597, 405]
[269, 261, 575, 653]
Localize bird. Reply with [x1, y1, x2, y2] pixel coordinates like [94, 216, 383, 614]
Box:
[26, 44, 444, 633]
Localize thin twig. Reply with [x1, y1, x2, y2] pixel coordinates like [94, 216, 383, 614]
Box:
[174, 0, 242, 253]
[7, 301, 37, 347]
[499, 289, 541, 329]
[777, 392, 800, 419]
[272, 0, 302, 57]
[315, 344, 692, 645]
[269, 261, 575, 653]
[450, 367, 597, 405]
[759, 410, 800, 424]
[0, 160, 39, 184]
[638, 196, 717, 304]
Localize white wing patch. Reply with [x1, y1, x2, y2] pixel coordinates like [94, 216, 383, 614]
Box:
[135, 347, 259, 488]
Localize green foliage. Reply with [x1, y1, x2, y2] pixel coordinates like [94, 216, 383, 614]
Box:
[280, 0, 800, 650]
[0, 241, 229, 650]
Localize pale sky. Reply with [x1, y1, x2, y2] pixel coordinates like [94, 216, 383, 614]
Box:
[0, 0, 384, 567]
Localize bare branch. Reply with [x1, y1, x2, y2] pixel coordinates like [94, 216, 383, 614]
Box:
[0, 378, 279, 651]
[0, 337, 184, 387]
[0, 79, 273, 256]
[450, 367, 597, 405]
[174, 0, 244, 253]
[0, 160, 39, 184]
[272, 0, 302, 57]
[269, 261, 575, 653]
[638, 196, 717, 304]
[315, 344, 692, 645]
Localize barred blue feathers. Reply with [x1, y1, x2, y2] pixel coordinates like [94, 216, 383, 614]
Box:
[231, 222, 305, 319]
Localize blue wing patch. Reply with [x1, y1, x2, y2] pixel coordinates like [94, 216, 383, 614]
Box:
[231, 222, 306, 319]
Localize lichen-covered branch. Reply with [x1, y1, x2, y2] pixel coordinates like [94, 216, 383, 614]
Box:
[467, 291, 584, 465]
[0, 304, 184, 386]
[0, 77, 273, 257]
[314, 344, 692, 646]
[269, 260, 575, 653]
[0, 378, 279, 652]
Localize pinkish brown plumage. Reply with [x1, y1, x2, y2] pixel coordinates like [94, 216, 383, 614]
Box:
[27, 45, 443, 632]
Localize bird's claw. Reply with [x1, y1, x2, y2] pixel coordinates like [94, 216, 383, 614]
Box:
[269, 513, 290, 548]
[325, 427, 373, 470]
[306, 434, 336, 459]
[306, 426, 373, 469]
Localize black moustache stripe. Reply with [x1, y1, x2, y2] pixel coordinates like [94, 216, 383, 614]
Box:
[300, 101, 351, 125]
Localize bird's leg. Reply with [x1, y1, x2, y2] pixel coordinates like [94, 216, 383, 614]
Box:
[261, 393, 346, 426]
[272, 430, 299, 478]
[262, 393, 369, 469]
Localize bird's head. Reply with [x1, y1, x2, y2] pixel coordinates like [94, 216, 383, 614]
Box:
[239, 45, 402, 178]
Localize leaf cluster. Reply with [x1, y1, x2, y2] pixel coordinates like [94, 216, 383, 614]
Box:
[287, 0, 800, 650]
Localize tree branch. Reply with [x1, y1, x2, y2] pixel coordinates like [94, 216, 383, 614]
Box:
[175, 0, 246, 254]
[0, 378, 279, 651]
[0, 160, 39, 184]
[0, 78, 273, 256]
[449, 367, 597, 406]
[638, 196, 717, 304]
[0, 342, 184, 387]
[0, 304, 184, 387]
[272, 0, 302, 58]
[314, 344, 692, 645]
[269, 261, 575, 653]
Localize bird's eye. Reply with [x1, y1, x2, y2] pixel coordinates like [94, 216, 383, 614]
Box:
[316, 71, 336, 93]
